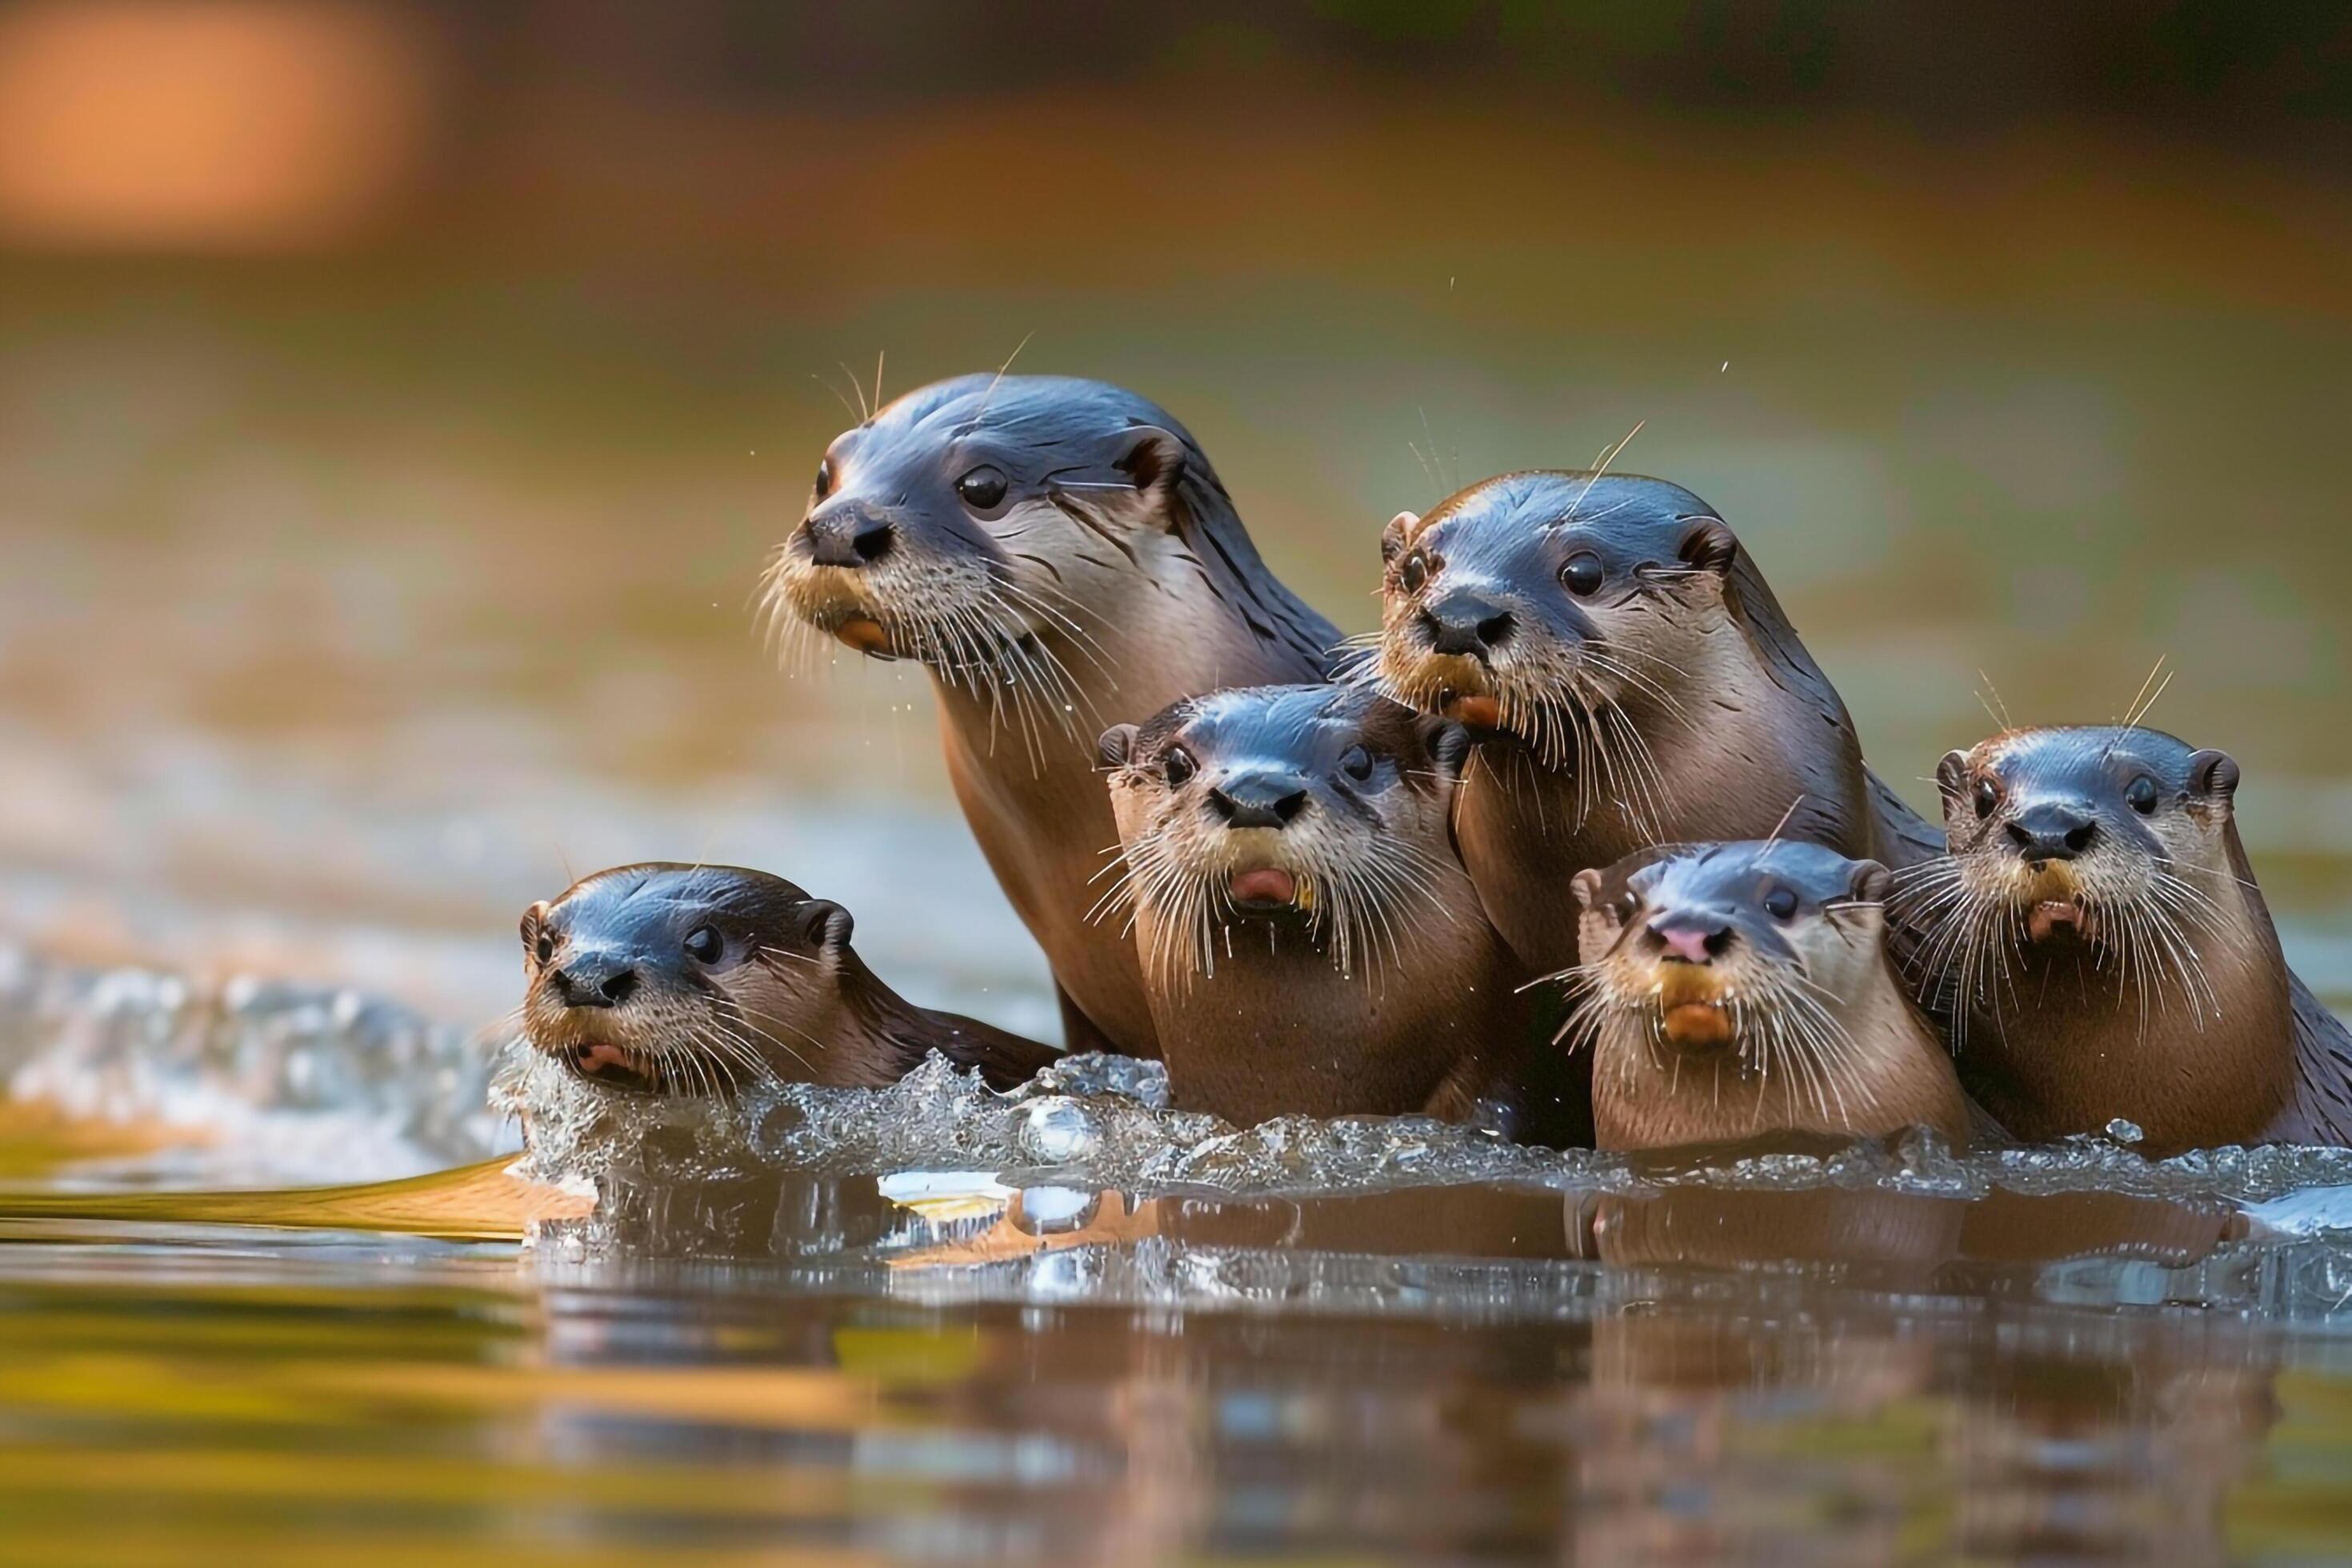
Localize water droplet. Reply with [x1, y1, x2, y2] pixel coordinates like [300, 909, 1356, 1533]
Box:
[1021, 1098, 1098, 1164]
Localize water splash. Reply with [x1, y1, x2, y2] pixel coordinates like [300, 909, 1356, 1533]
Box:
[495, 1030, 2352, 1214]
[0, 941, 512, 1186]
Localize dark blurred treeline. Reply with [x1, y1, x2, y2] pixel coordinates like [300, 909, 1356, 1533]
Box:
[434, 1, 2351, 165]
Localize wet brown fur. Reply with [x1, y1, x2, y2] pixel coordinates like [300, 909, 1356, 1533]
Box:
[1099, 686, 1539, 1130]
[1895, 726, 2350, 1154]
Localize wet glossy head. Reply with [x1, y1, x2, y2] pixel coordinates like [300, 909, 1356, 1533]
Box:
[763, 373, 1212, 674]
[520, 862, 850, 1094]
[1098, 683, 1468, 976]
[1374, 470, 1738, 759]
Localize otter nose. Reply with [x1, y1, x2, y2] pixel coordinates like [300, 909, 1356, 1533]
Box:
[1207, 771, 1311, 830]
[2006, 802, 2098, 863]
[801, 503, 895, 568]
[550, 958, 640, 1008]
[1420, 590, 1514, 658]
[1648, 914, 1733, 964]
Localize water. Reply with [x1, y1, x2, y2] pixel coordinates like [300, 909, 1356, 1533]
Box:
[8, 945, 2352, 1560]
[9, 1230, 2342, 1566]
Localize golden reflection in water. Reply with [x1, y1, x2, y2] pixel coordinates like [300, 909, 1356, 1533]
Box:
[0, 1249, 2332, 1563]
[0, 1162, 2344, 1561]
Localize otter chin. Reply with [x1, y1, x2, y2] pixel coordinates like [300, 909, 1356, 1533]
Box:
[1099, 683, 1552, 1134]
[1894, 724, 2352, 1154]
[1566, 839, 1970, 1154]
[1226, 865, 1302, 910]
[563, 1039, 663, 1093]
[831, 614, 893, 656]
[1659, 1004, 1733, 1050]
[521, 863, 1058, 1097]
[1440, 690, 1504, 732]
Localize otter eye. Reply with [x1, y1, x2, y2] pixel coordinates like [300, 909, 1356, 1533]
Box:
[1163, 746, 1196, 787]
[1763, 886, 1799, 922]
[1340, 744, 1375, 782]
[2125, 774, 2159, 814]
[684, 926, 723, 964]
[1400, 550, 1430, 595]
[954, 464, 1009, 513]
[1559, 551, 1605, 597]
[1972, 775, 2002, 820]
[814, 458, 834, 500]
[534, 933, 554, 964]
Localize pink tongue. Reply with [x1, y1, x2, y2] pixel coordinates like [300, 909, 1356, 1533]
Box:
[577, 1042, 635, 1073]
[1229, 867, 1298, 905]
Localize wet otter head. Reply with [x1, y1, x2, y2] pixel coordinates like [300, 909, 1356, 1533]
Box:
[1566, 840, 1963, 1148]
[520, 864, 853, 1096]
[762, 373, 1302, 756]
[1571, 840, 1892, 1062]
[1906, 726, 2263, 1029]
[1098, 684, 1473, 986]
[1374, 470, 1738, 797]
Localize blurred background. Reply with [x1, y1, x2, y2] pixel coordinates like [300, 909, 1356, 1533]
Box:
[4, 0, 2350, 1036]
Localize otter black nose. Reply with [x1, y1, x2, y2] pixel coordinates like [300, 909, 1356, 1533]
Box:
[802, 506, 895, 568]
[1421, 590, 1514, 658]
[1208, 772, 1310, 830]
[2006, 803, 2098, 863]
[550, 959, 640, 1008]
[1648, 914, 1733, 963]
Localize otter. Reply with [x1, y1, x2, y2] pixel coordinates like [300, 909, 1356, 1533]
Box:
[1891, 726, 2352, 1153]
[1096, 683, 1550, 1131]
[519, 863, 1058, 1094]
[762, 374, 1338, 1059]
[1565, 839, 1971, 1152]
[1371, 471, 1938, 975]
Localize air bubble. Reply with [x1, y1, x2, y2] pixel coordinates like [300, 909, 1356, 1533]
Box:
[1020, 1098, 1099, 1165]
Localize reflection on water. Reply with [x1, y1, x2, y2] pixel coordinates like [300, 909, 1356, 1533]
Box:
[3, 1178, 2352, 1563]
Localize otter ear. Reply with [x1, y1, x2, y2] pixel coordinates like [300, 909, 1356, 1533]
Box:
[1381, 510, 1418, 566]
[519, 901, 550, 956]
[1570, 867, 1606, 914]
[1846, 861, 1892, 906]
[1426, 718, 1473, 780]
[1114, 426, 1185, 512]
[1678, 518, 1738, 576]
[1934, 750, 1971, 807]
[798, 899, 854, 954]
[2188, 748, 2241, 803]
[1098, 722, 1139, 770]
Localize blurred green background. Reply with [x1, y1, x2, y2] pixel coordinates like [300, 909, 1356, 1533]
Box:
[2, 0, 2350, 1029]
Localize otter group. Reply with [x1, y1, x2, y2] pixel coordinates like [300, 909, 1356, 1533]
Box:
[517, 372, 2352, 1158]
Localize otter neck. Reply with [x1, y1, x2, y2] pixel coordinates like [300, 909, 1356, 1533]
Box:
[1134, 886, 1518, 1127]
[1952, 870, 2293, 1154]
[1590, 957, 1963, 1151]
[1492, 627, 1762, 848]
[1455, 630, 1882, 975]
[924, 552, 1333, 1059]
[754, 954, 948, 1087]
